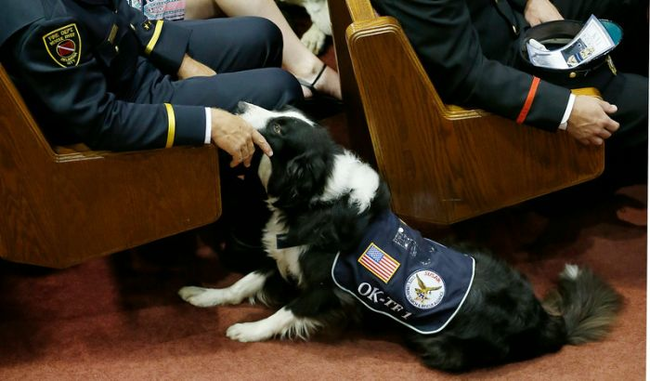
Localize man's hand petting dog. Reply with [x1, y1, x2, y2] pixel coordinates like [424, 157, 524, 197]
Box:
[210, 108, 273, 168]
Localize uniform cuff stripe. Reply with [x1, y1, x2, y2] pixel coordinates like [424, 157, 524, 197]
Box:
[164, 103, 176, 148]
[145, 20, 164, 55]
[516, 76, 541, 124]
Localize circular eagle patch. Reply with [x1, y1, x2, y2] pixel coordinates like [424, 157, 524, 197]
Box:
[405, 270, 445, 309]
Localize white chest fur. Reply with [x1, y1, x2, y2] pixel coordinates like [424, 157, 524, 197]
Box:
[262, 210, 307, 286]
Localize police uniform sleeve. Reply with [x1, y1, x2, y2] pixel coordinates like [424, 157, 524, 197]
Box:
[372, 0, 571, 131]
[0, 1, 45, 48]
[9, 18, 206, 151]
[508, 0, 528, 12]
[119, 0, 190, 74]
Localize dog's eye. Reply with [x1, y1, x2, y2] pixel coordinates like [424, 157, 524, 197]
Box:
[272, 123, 282, 135]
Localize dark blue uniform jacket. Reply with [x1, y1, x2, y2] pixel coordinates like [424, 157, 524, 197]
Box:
[0, 0, 205, 150]
[371, 0, 573, 130]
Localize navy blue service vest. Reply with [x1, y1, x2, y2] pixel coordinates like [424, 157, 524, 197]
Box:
[332, 211, 475, 334]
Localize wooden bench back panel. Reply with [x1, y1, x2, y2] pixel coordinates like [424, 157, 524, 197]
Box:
[0, 65, 221, 268]
[328, 0, 377, 165]
[329, 0, 604, 224]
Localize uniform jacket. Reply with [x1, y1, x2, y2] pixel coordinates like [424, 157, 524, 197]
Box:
[332, 210, 475, 334]
[0, 0, 205, 150]
[371, 0, 572, 131]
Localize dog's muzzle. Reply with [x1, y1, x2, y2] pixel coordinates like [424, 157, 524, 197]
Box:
[235, 101, 276, 131]
[234, 101, 250, 115]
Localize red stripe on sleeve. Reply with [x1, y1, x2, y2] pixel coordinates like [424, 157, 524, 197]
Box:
[516, 76, 541, 124]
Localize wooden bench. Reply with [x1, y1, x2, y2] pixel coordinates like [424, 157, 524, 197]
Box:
[328, 0, 604, 225]
[0, 65, 221, 268]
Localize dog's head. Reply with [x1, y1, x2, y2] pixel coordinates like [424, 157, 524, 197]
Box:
[237, 102, 340, 209]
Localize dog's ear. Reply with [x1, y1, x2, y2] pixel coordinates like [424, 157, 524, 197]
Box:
[274, 150, 328, 209]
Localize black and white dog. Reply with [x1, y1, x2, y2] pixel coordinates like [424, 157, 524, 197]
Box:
[179, 103, 622, 371]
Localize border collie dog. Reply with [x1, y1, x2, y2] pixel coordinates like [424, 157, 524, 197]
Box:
[179, 103, 622, 372]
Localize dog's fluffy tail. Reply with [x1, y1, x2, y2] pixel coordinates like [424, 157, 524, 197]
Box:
[542, 264, 622, 345]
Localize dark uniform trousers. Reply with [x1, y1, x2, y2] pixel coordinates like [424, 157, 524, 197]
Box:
[162, 18, 301, 113]
[372, 0, 648, 184]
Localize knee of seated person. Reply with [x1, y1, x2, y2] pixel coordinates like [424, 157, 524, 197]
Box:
[255, 17, 283, 48]
[247, 17, 283, 66]
[262, 68, 304, 109]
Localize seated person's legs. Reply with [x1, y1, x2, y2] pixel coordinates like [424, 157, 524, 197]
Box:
[170, 68, 303, 112]
[179, 17, 284, 73]
[132, 17, 303, 111]
[184, 0, 341, 100]
[598, 72, 648, 185]
[174, 13, 303, 110]
[541, 67, 648, 186]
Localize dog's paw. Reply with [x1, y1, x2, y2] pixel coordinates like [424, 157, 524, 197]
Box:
[301, 24, 326, 55]
[178, 286, 227, 307]
[226, 322, 274, 342]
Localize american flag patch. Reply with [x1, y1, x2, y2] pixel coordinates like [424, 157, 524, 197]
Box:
[358, 243, 400, 283]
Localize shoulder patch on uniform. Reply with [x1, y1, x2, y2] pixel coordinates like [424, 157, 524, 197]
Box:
[42, 23, 81, 68]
